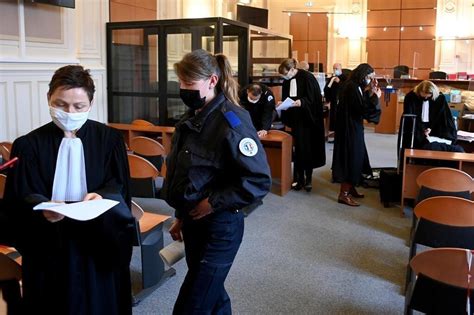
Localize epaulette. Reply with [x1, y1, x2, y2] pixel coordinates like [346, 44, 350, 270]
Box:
[223, 110, 241, 128]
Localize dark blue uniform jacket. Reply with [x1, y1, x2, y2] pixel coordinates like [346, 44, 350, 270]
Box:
[162, 93, 272, 219]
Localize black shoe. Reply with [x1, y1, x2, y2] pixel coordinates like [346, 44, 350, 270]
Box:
[291, 182, 303, 191]
[304, 183, 312, 192]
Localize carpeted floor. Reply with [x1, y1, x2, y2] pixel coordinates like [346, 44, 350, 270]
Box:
[131, 128, 411, 315]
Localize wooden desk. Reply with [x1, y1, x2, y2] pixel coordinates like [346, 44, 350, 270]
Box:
[401, 149, 474, 214]
[109, 124, 293, 196]
[375, 89, 402, 134]
[260, 130, 292, 196]
[108, 123, 175, 154]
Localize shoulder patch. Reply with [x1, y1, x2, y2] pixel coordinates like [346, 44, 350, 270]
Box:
[224, 111, 241, 128]
[239, 138, 258, 157]
[267, 95, 273, 102]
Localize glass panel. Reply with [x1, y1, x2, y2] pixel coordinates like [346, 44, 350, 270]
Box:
[110, 29, 158, 93]
[24, 1, 62, 43]
[252, 39, 290, 58]
[167, 33, 193, 124]
[0, 0, 19, 39]
[112, 96, 159, 124]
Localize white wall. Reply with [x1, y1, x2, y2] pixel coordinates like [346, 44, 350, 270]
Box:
[0, 0, 108, 142]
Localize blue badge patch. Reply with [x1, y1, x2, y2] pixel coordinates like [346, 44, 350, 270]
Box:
[224, 111, 241, 128]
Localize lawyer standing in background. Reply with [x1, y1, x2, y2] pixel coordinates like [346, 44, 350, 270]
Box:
[324, 63, 347, 136]
[278, 58, 326, 192]
[332, 63, 381, 207]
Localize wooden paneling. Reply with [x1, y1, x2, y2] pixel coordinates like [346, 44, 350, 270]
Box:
[401, 9, 436, 26]
[368, 0, 401, 10]
[292, 41, 308, 57]
[401, 0, 436, 9]
[308, 14, 328, 41]
[110, 0, 156, 22]
[367, 27, 400, 40]
[367, 10, 401, 27]
[289, 13, 308, 41]
[400, 26, 435, 40]
[399, 40, 435, 69]
[367, 40, 400, 69]
[308, 41, 327, 69]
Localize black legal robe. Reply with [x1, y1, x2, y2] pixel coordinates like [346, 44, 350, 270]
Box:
[281, 69, 326, 169]
[402, 91, 457, 149]
[332, 80, 381, 185]
[2, 120, 136, 315]
[239, 83, 276, 131]
[323, 73, 347, 131]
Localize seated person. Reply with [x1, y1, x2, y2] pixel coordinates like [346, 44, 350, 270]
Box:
[402, 80, 462, 152]
[239, 83, 276, 137]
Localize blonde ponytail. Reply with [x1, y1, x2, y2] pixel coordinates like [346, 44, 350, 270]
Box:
[214, 54, 240, 105]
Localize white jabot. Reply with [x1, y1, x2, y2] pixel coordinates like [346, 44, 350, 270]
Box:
[289, 78, 297, 97]
[421, 100, 430, 122]
[358, 87, 363, 95]
[51, 137, 87, 202]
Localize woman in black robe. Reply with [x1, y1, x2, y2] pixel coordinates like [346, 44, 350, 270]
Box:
[332, 63, 381, 207]
[402, 80, 458, 150]
[2, 65, 135, 314]
[278, 58, 326, 192]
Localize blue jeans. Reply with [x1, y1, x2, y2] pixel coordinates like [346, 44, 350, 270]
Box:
[173, 210, 244, 315]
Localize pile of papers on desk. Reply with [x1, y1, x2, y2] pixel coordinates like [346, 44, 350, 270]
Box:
[457, 130, 474, 143]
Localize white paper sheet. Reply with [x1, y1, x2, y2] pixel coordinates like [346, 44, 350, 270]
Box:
[159, 240, 185, 267]
[427, 136, 452, 145]
[276, 97, 295, 117]
[33, 199, 119, 221]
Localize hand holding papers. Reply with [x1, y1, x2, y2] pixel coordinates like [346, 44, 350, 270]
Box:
[159, 240, 185, 267]
[33, 199, 119, 221]
[276, 97, 296, 117]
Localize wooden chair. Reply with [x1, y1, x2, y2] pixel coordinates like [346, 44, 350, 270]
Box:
[0, 142, 12, 162]
[127, 154, 162, 198]
[416, 167, 474, 200]
[406, 196, 474, 293]
[130, 136, 166, 175]
[405, 248, 473, 314]
[0, 174, 6, 199]
[131, 119, 154, 127]
[130, 201, 174, 303]
[0, 253, 22, 314]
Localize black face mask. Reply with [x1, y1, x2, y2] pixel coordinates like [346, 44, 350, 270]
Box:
[180, 89, 206, 110]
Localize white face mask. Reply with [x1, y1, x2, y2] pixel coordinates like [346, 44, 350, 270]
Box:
[50, 106, 90, 131]
[247, 96, 260, 104]
[334, 69, 342, 76]
[365, 78, 372, 86]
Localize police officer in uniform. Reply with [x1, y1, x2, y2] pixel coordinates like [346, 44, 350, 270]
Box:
[162, 49, 271, 315]
[239, 83, 276, 137]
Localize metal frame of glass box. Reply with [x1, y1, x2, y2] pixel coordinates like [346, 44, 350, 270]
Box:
[106, 17, 292, 126]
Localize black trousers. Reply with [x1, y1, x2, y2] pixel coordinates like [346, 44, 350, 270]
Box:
[173, 210, 244, 315]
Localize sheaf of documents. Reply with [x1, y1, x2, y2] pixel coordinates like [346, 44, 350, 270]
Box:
[276, 97, 295, 116]
[33, 199, 119, 221]
[159, 240, 185, 267]
[427, 136, 452, 145]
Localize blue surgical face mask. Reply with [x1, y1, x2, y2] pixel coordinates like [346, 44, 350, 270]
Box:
[365, 78, 372, 86]
[334, 69, 342, 76]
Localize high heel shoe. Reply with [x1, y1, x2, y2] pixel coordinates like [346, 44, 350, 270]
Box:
[349, 187, 365, 198]
[338, 192, 360, 207]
